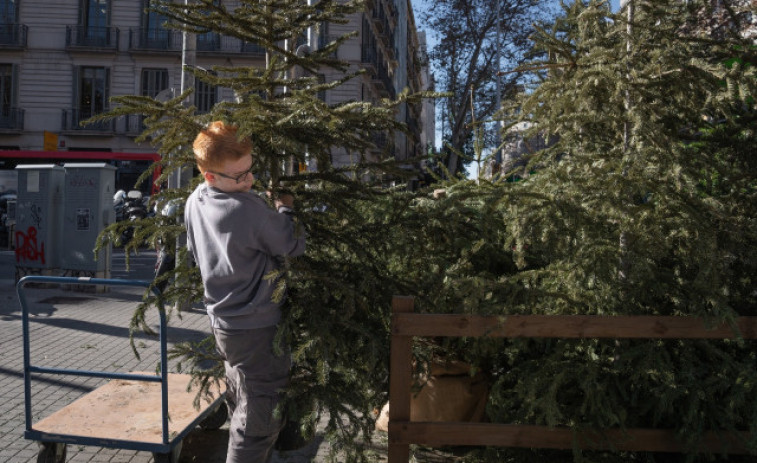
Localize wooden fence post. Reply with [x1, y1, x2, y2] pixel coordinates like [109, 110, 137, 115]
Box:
[388, 296, 414, 463]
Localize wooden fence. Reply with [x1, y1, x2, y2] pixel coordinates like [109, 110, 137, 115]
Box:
[388, 296, 757, 462]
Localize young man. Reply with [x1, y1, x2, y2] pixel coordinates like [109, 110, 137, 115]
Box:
[184, 121, 306, 463]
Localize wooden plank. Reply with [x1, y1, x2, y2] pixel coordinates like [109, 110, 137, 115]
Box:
[392, 314, 757, 339]
[33, 373, 225, 444]
[388, 422, 750, 453]
[388, 296, 414, 463]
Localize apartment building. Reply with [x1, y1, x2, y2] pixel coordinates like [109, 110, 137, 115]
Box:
[0, 0, 433, 192]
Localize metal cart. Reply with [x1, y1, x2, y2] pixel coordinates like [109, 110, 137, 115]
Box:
[17, 276, 228, 463]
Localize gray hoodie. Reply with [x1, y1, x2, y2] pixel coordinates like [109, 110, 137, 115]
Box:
[185, 183, 306, 330]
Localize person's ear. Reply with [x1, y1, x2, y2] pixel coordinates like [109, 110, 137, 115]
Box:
[203, 171, 215, 183]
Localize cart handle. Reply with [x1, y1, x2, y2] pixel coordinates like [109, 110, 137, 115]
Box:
[16, 276, 171, 445]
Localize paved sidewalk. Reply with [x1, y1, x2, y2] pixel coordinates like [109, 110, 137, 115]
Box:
[0, 249, 368, 463]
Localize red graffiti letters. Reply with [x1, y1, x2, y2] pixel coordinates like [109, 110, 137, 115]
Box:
[15, 226, 46, 264]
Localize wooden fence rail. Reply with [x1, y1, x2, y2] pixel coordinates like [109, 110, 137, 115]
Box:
[388, 296, 757, 462]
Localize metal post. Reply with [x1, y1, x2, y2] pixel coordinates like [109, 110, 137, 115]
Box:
[178, 0, 196, 189]
[494, 1, 502, 168]
[172, 1, 196, 311]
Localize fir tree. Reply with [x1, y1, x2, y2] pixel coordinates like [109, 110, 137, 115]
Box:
[91, 0, 757, 461]
[465, 0, 757, 460]
[94, 0, 426, 461]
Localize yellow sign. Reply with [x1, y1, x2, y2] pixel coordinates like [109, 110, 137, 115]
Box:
[43, 131, 58, 151]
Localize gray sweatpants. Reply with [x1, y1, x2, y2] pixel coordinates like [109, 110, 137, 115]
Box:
[213, 325, 291, 463]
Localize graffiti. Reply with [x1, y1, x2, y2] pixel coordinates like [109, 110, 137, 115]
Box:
[30, 204, 42, 229]
[69, 175, 96, 188]
[15, 226, 45, 265]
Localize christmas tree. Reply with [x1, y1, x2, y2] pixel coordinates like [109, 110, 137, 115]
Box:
[92, 0, 757, 461]
[94, 0, 426, 461]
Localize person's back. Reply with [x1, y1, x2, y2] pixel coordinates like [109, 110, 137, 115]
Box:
[184, 121, 304, 463]
[185, 183, 304, 329]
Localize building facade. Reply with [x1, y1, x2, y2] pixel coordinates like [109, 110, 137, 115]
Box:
[0, 0, 433, 192]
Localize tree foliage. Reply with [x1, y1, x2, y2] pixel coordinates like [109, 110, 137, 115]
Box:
[93, 0, 757, 461]
[419, 0, 553, 175]
[454, 0, 757, 460]
[93, 1, 419, 461]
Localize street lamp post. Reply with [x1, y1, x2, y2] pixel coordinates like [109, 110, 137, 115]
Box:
[495, 0, 502, 169]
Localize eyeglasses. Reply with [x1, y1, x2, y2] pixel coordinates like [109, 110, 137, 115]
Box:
[210, 167, 254, 184]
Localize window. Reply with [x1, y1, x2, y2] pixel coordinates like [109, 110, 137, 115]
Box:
[0, 63, 20, 129]
[79, 0, 110, 46]
[73, 66, 110, 129]
[0, 64, 12, 111]
[0, 0, 18, 45]
[194, 77, 217, 114]
[0, 0, 17, 24]
[141, 0, 170, 49]
[141, 68, 168, 98]
[196, 0, 220, 51]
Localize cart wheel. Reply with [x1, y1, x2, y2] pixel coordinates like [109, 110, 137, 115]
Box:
[199, 401, 229, 430]
[153, 441, 182, 463]
[37, 442, 66, 463]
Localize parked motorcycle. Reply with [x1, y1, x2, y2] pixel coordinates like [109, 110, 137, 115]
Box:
[120, 190, 149, 244]
[113, 190, 127, 223]
[153, 199, 180, 292]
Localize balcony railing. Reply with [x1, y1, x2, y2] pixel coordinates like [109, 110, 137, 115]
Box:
[128, 28, 266, 56]
[241, 41, 266, 55]
[129, 27, 180, 51]
[62, 108, 115, 132]
[0, 23, 27, 48]
[66, 25, 119, 50]
[200, 34, 269, 55]
[196, 32, 220, 51]
[0, 108, 24, 130]
[124, 114, 146, 135]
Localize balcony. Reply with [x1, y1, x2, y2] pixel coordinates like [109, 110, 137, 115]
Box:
[361, 45, 378, 74]
[129, 27, 180, 52]
[62, 108, 115, 133]
[124, 114, 146, 136]
[66, 26, 119, 51]
[0, 108, 24, 130]
[375, 61, 396, 99]
[196, 32, 220, 51]
[0, 23, 27, 49]
[241, 41, 266, 56]
[128, 28, 265, 56]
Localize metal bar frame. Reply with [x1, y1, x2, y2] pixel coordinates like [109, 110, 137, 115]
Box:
[16, 276, 174, 453]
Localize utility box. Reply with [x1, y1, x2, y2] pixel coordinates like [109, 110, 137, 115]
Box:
[14, 165, 65, 271]
[61, 163, 117, 276]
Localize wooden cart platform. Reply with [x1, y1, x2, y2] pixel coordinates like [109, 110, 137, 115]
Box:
[33, 373, 225, 444]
